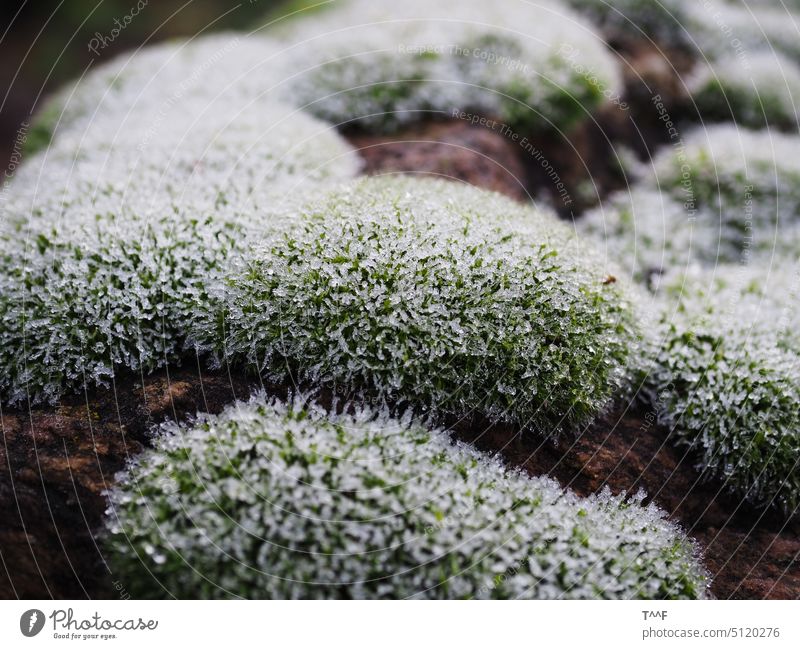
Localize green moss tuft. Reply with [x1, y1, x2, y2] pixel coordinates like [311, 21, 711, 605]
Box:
[646, 265, 800, 515]
[198, 176, 640, 435]
[104, 396, 709, 599]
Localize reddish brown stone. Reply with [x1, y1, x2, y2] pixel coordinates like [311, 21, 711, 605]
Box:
[347, 121, 529, 202]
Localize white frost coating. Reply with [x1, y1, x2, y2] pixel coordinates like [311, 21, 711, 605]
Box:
[1, 56, 359, 404]
[277, 0, 622, 132]
[686, 1, 800, 64]
[579, 125, 800, 278]
[17, 101, 360, 228]
[199, 176, 640, 435]
[104, 396, 709, 599]
[31, 33, 291, 148]
[690, 51, 800, 128]
[646, 263, 800, 514]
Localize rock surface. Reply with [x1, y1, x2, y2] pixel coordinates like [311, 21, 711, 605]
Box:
[346, 121, 529, 202]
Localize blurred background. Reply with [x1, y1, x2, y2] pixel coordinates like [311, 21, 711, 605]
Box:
[0, 0, 294, 166]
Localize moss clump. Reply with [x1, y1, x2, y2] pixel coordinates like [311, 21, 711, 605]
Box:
[566, 0, 696, 48]
[104, 396, 709, 599]
[651, 124, 800, 262]
[277, 0, 621, 133]
[579, 125, 800, 279]
[688, 1, 800, 65]
[578, 188, 706, 283]
[27, 34, 284, 153]
[690, 52, 800, 129]
[646, 265, 800, 515]
[0, 100, 359, 405]
[199, 176, 639, 436]
[572, 0, 800, 65]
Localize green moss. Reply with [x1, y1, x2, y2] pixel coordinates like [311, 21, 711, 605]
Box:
[646, 265, 800, 515]
[197, 176, 640, 435]
[104, 396, 709, 599]
[690, 52, 800, 129]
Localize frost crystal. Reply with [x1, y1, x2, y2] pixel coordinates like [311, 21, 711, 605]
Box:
[104, 395, 709, 599]
[198, 176, 640, 435]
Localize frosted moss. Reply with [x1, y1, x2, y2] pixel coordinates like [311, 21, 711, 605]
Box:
[690, 51, 800, 129]
[685, 2, 800, 129]
[579, 125, 800, 279]
[647, 264, 800, 514]
[199, 176, 640, 435]
[687, 1, 800, 65]
[104, 396, 709, 599]
[571, 0, 800, 64]
[278, 0, 622, 133]
[28, 34, 285, 153]
[650, 124, 800, 263]
[578, 188, 704, 283]
[566, 0, 696, 48]
[0, 101, 359, 405]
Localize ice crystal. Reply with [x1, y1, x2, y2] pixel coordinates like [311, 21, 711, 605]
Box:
[104, 395, 709, 599]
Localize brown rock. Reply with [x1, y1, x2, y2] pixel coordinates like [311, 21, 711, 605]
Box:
[347, 120, 529, 201]
[0, 367, 253, 598]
